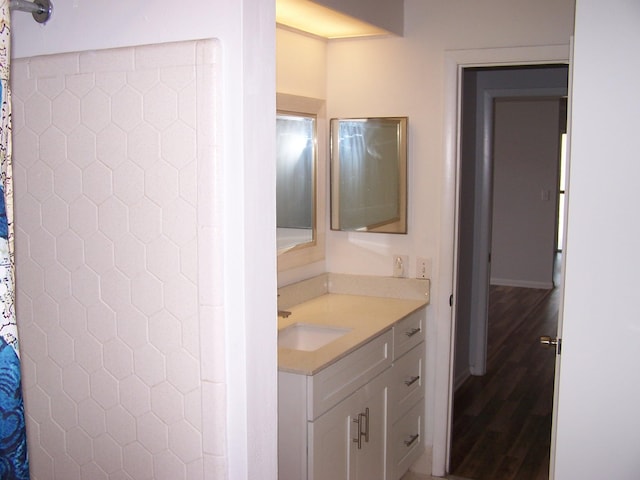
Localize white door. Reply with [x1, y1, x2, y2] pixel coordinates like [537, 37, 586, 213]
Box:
[552, 1, 640, 478]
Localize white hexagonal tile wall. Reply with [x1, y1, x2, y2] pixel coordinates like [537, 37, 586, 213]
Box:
[39, 127, 68, 168]
[66, 426, 94, 466]
[53, 162, 83, 202]
[114, 304, 148, 349]
[130, 273, 163, 317]
[150, 381, 183, 425]
[13, 40, 218, 479]
[103, 338, 133, 380]
[67, 125, 97, 170]
[47, 328, 75, 367]
[136, 412, 168, 454]
[56, 229, 85, 272]
[52, 92, 81, 134]
[97, 197, 129, 241]
[68, 196, 99, 239]
[127, 123, 160, 168]
[118, 375, 151, 417]
[144, 162, 179, 208]
[87, 303, 117, 343]
[105, 405, 136, 445]
[81, 89, 112, 133]
[122, 442, 153, 479]
[89, 369, 119, 410]
[111, 86, 143, 132]
[77, 398, 106, 439]
[133, 344, 165, 387]
[82, 161, 113, 205]
[112, 160, 144, 206]
[41, 195, 70, 237]
[62, 363, 90, 403]
[99, 268, 131, 313]
[148, 310, 182, 353]
[84, 231, 115, 275]
[96, 125, 127, 168]
[93, 433, 123, 474]
[144, 83, 178, 131]
[26, 160, 54, 202]
[24, 91, 53, 134]
[50, 392, 78, 430]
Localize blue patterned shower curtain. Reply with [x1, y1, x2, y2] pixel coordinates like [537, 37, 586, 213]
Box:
[0, 1, 30, 478]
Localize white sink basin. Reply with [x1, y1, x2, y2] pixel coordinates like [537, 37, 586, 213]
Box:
[278, 323, 351, 351]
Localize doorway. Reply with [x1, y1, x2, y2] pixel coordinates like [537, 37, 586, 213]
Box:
[449, 65, 568, 479]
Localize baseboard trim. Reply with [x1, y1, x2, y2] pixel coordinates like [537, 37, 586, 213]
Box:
[454, 369, 470, 391]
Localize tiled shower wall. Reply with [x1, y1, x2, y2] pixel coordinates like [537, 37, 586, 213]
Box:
[11, 39, 225, 479]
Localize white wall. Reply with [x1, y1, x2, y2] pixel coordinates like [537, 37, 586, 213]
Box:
[11, 1, 277, 479]
[554, 0, 640, 478]
[276, 0, 574, 474]
[276, 28, 327, 100]
[324, 1, 574, 472]
[491, 97, 560, 288]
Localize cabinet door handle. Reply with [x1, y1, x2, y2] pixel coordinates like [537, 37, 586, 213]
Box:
[352, 407, 370, 449]
[352, 414, 363, 450]
[404, 433, 420, 447]
[404, 375, 420, 387]
[363, 407, 370, 443]
[405, 327, 421, 337]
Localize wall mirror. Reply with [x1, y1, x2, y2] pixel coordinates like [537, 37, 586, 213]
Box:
[276, 93, 326, 271]
[330, 117, 408, 233]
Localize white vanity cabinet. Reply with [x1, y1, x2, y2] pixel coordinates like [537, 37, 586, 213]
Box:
[278, 306, 426, 480]
[387, 311, 426, 480]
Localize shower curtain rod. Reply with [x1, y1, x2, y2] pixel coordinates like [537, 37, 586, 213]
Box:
[9, 0, 52, 24]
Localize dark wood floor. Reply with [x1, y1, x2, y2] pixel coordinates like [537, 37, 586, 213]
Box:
[450, 270, 561, 480]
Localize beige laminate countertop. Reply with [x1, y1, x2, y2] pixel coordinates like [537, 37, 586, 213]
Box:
[278, 293, 427, 376]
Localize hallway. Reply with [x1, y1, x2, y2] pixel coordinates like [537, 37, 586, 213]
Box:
[449, 275, 560, 479]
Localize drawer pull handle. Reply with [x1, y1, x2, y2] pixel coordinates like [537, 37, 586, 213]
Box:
[363, 407, 370, 443]
[404, 375, 420, 387]
[404, 433, 420, 447]
[352, 407, 370, 449]
[405, 327, 421, 338]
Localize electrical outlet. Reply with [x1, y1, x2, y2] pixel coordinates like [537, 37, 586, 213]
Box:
[393, 255, 409, 278]
[416, 257, 431, 279]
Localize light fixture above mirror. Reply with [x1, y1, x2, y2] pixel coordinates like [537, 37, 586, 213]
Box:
[276, 0, 394, 39]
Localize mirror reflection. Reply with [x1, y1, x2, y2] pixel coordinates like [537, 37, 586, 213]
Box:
[330, 117, 408, 233]
[276, 112, 316, 251]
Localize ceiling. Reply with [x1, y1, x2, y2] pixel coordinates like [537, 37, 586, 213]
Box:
[275, 0, 390, 39]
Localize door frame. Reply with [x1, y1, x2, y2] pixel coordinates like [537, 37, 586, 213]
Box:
[431, 44, 570, 477]
[470, 87, 567, 379]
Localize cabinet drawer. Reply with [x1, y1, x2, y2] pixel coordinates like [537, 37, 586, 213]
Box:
[393, 308, 425, 359]
[307, 330, 392, 420]
[389, 400, 423, 480]
[389, 343, 424, 422]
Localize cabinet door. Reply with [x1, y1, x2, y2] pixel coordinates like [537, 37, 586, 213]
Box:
[308, 390, 358, 480]
[309, 371, 389, 480]
[353, 372, 388, 480]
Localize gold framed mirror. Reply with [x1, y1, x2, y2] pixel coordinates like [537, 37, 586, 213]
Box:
[276, 93, 326, 271]
[330, 117, 408, 233]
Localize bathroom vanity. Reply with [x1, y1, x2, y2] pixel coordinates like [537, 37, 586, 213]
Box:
[278, 275, 429, 480]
